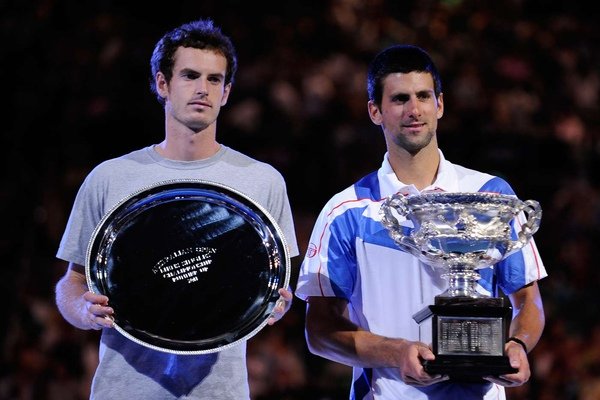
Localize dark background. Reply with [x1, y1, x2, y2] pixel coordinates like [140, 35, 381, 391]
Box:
[2, 1, 600, 399]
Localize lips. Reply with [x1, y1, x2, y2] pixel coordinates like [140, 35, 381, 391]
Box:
[403, 123, 426, 131]
[189, 100, 211, 107]
[403, 122, 425, 128]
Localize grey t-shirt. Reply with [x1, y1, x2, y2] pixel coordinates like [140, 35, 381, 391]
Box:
[57, 144, 299, 399]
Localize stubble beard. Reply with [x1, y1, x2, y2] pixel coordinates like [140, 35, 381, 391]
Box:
[393, 130, 434, 156]
[179, 111, 212, 134]
[189, 121, 210, 133]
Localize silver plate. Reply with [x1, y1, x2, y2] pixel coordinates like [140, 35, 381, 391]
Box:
[86, 179, 290, 354]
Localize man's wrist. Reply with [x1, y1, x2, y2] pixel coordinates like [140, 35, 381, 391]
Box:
[507, 336, 528, 353]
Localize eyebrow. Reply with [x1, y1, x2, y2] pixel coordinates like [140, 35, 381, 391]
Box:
[390, 89, 434, 100]
[415, 89, 434, 96]
[178, 68, 225, 79]
[179, 67, 198, 75]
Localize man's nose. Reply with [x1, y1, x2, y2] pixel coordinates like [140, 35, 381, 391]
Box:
[196, 79, 209, 95]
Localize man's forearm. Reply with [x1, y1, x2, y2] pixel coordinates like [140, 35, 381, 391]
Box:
[55, 269, 91, 330]
[307, 324, 409, 368]
[306, 297, 420, 369]
[508, 282, 545, 352]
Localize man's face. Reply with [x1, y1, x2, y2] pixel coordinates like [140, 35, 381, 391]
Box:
[156, 47, 231, 132]
[368, 71, 443, 155]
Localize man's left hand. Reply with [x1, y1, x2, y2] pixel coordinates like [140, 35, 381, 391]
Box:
[267, 287, 293, 325]
[484, 340, 531, 386]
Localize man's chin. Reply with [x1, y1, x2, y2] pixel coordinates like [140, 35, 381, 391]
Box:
[396, 133, 434, 155]
[188, 123, 210, 133]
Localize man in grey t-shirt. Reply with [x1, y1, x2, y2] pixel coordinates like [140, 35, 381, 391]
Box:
[55, 19, 299, 400]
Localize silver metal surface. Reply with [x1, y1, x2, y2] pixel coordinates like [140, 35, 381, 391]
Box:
[86, 179, 291, 354]
[380, 192, 541, 298]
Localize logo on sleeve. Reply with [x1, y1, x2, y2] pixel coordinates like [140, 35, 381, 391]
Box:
[306, 243, 318, 258]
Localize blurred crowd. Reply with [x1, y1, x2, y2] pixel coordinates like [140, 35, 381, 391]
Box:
[2, 0, 600, 399]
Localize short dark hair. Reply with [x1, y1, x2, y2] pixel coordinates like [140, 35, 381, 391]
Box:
[149, 19, 238, 105]
[367, 45, 442, 107]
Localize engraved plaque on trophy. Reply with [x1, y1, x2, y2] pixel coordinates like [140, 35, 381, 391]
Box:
[380, 192, 541, 381]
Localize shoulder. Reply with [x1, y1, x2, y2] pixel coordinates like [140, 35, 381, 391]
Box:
[93, 147, 148, 168]
[222, 146, 271, 167]
[319, 180, 374, 222]
[222, 147, 285, 181]
[449, 160, 495, 182]
[81, 147, 150, 185]
[353, 170, 382, 200]
[446, 159, 516, 195]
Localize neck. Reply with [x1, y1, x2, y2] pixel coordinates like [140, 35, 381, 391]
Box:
[388, 143, 440, 191]
[155, 125, 220, 161]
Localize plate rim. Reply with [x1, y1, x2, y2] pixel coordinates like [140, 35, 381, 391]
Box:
[85, 178, 291, 354]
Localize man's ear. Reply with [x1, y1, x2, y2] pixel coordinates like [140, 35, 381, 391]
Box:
[156, 72, 168, 99]
[221, 82, 232, 106]
[368, 100, 383, 125]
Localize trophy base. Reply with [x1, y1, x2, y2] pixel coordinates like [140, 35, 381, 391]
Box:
[413, 296, 516, 382]
[423, 355, 518, 382]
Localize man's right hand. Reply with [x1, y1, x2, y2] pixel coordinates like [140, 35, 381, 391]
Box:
[397, 340, 449, 387]
[82, 291, 114, 330]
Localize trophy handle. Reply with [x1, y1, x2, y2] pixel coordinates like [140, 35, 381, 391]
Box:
[506, 199, 542, 254]
[380, 193, 420, 251]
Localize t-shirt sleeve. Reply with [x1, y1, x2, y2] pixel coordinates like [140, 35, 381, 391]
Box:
[56, 168, 107, 266]
[295, 199, 358, 301]
[263, 170, 299, 259]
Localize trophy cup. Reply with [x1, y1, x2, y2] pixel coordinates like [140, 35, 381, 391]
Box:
[380, 192, 541, 381]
